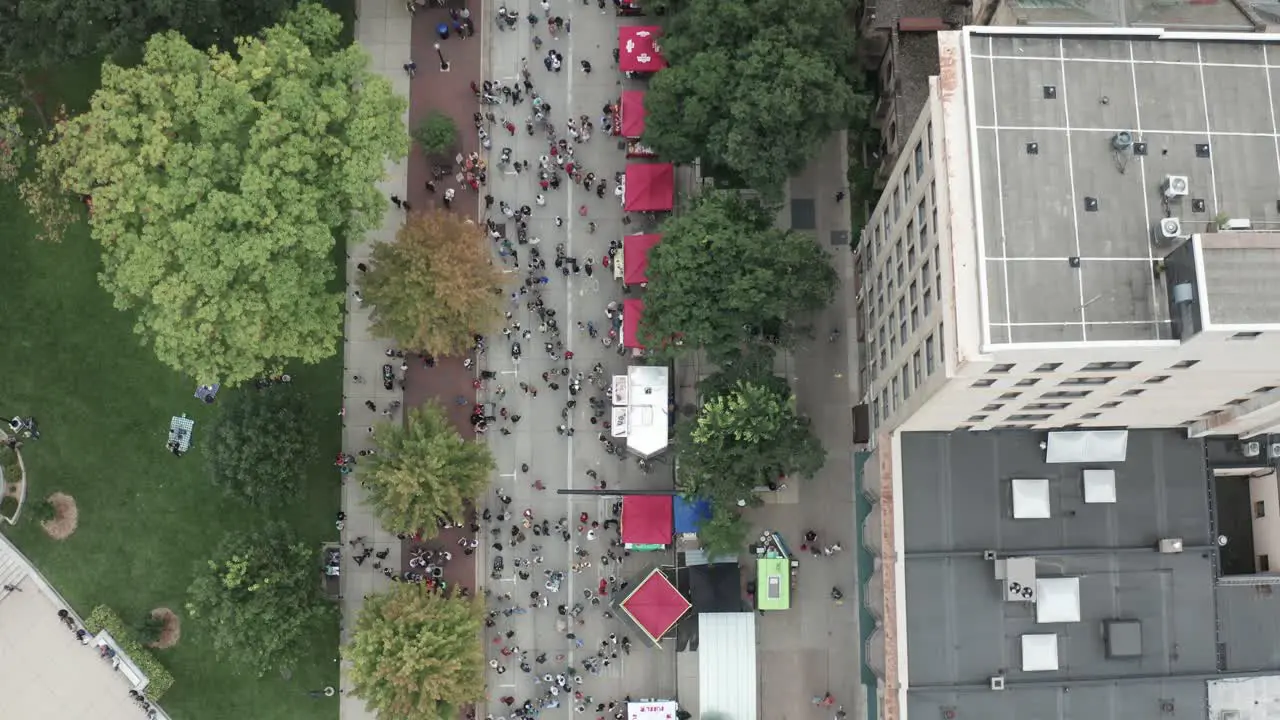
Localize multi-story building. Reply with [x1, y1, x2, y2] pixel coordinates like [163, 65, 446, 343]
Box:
[856, 27, 1280, 440]
[856, 27, 1280, 720]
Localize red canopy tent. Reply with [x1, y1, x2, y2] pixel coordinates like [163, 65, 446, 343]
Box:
[618, 26, 667, 72]
[618, 568, 691, 645]
[621, 495, 674, 544]
[623, 298, 645, 348]
[623, 234, 661, 285]
[620, 90, 647, 138]
[624, 163, 674, 212]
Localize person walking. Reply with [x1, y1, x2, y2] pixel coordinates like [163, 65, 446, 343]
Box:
[580, 60, 592, 73]
[403, 60, 417, 77]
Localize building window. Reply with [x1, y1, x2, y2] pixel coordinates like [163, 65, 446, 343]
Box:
[1146, 375, 1171, 384]
[912, 351, 922, 387]
[922, 258, 931, 284]
[872, 399, 880, 426]
[923, 288, 933, 315]
[902, 367, 912, 400]
[910, 306, 919, 332]
[972, 378, 996, 388]
[927, 122, 934, 158]
[1061, 376, 1116, 386]
[880, 348, 887, 370]
[896, 262, 905, 286]
[1081, 412, 1102, 419]
[892, 187, 901, 222]
[1256, 386, 1278, 394]
[1100, 401, 1122, 408]
[892, 376, 900, 404]
[1261, 555, 1271, 572]
[1024, 402, 1071, 410]
[908, 245, 917, 269]
[1015, 378, 1040, 387]
[968, 415, 988, 422]
[1082, 361, 1140, 371]
[938, 323, 945, 364]
[917, 199, 927, 228]
[998, 392, 1021, 400]
[1232, 332, 1262, 340]
[1171, 360, 1200, 369]
[990, 363, 1015, 373]
[1120, 388, 1145, 397]
[1041, 390, 1091, 399]
[914, 142, 925, 179]
[900, 317, 907, 342]
[903, 168, 911, 194]
[983, 404, 1004, 411]
[925, 334, 936, 374]
[1034, 363, 1063, 373]
[909, 281, 918, 305]
[881, 387, 889, 415]
[1227, 397, 1249, 406]
[1256, 501, 1267, 518]
[1008, 413, 1053, 421]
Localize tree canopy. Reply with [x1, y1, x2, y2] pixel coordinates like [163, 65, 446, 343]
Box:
[34, 3, 408, 384]
[363, 209, 507, 356]
[186, 523, 331, 676]
[676, 380, 826, 507]
[641, 191, 838, 359]
[205, 385, 315, 507]
[364, 403, 494, 536]
[643, 0, 864, 193]
[346, 584, 485, 720]
[0, 0, 293, 70]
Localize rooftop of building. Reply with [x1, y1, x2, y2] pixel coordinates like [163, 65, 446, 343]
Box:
[898, 428, 1280, 720]
[963, 30, 1280, 347]
[994, 0, 1256, 28]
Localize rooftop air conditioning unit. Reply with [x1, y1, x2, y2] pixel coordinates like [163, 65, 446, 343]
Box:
[1162, 175, 1189, 200]
[990, 675, 1006, 691]
[1158, 538, 1185, 554]
[1242, 441, 1262, 458]
[1224, 218, 1253, 231]
[1268, 443, 1280, 460]
[1155, 217, 1185, 244]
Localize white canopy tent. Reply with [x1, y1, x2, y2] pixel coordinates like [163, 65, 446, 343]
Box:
[627, 701, 678, 720]
[609, 365, 670, 457]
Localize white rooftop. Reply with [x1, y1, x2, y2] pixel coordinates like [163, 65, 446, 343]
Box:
[611, 365, 670, 458]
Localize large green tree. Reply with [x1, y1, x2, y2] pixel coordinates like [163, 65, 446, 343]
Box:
[677, 380, 826, 507]
[363, 209, 507, 356]
[641, 191, 838, 359]
[186, 523, 331, 677]
[643, 0, 864, 193]
[346, 584, 485, 720]
[33, 3, 408, 384]
[0, 0, 292, 70]
[364, 403, 494, 536]
[205, 385, 315, 507]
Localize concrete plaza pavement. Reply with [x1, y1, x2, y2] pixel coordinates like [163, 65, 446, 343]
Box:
[473, 0, 684, 714]
[339, 2, 413, 719]
[745, 133, 864, 720]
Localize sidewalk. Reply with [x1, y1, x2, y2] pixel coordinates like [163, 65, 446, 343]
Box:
[340, 0, 485, 718]
[339, 1, 412, 719]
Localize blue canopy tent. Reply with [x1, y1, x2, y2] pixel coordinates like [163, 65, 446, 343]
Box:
[673, 497, 711, 534]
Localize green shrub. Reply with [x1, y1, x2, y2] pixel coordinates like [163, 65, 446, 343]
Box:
[29, 498, 56, 523]
[0, 444, 20, 482]
[137, 612, 166, 646]
[83, 606, 175, 698]
[0, 495, 16, 517]
[412, 111, 458, 157]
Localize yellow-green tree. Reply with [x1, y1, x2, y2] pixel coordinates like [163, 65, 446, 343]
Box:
[346, 584, 485, 720]
[32, 3, 408, 384]
[364, 403, 494, 536]
[363, 209, 507, 355]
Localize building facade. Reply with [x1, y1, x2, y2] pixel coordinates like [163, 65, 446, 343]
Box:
[856, 28, 1280, 442]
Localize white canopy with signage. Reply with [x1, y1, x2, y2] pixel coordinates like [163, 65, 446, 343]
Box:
[627, 701, 678, 720]
[609, 365, 670, 457]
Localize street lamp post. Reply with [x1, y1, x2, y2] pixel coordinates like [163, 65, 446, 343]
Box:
[434, 42, 449, 71]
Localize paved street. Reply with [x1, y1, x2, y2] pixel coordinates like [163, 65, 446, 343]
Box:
[471, 0, 682, 714]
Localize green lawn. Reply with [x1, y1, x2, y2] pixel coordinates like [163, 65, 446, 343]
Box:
[0, 60, 342, 720]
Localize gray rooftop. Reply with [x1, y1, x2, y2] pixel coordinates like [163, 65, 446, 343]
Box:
[1197, 233, 1280, 326]
[1001, 0, 1255, 28]
[967, 32, 1280, 345]
[899, 429, 1280, 720]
